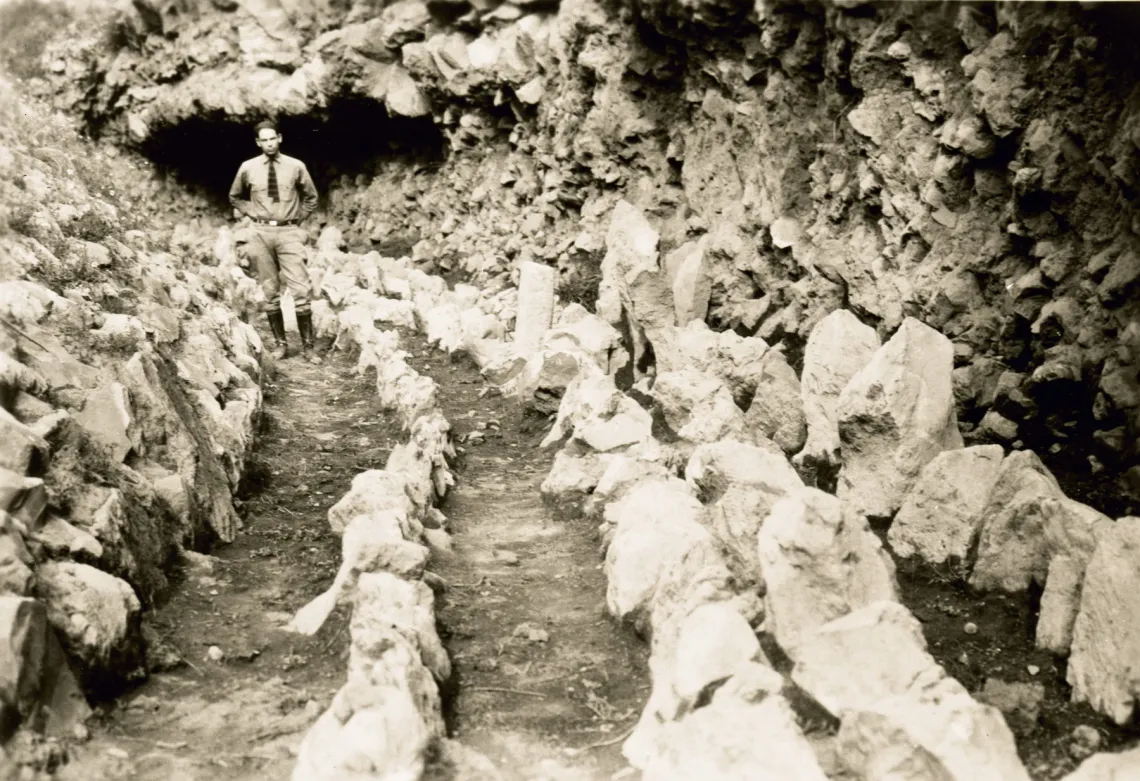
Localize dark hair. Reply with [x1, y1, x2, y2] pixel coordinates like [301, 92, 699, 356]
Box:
[254, 120, 278, 137]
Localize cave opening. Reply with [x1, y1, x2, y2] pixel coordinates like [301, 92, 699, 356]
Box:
[137, 97, 448, 211]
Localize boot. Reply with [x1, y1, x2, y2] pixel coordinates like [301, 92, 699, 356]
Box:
[265, 308, 289, 360]
[296, 310, 322, 365]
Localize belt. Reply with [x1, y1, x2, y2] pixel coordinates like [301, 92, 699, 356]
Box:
[251, 217, 299, 226]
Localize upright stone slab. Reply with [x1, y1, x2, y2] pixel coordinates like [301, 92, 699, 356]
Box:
[793, 310, 880, 482]
[512, 261, 556, 359]
[1068, 519, 1140, 724]
[837, 317, 963, 519]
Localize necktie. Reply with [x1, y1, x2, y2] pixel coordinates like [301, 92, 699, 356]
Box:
[267, 159, 279, 202]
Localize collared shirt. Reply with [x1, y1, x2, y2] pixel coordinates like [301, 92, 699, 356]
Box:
[228, 153, 319, 222]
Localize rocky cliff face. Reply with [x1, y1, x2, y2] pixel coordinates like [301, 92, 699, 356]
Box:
[21, 0, 1140, 513]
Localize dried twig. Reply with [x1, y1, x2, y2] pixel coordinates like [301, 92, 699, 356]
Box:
[465, 686, 545, 698]
[573, 725, 636, 752]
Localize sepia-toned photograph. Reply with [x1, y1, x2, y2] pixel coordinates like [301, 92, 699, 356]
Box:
[1, 0, 1139, 778]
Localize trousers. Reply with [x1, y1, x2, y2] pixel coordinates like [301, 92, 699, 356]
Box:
[245, 225, 312, 313]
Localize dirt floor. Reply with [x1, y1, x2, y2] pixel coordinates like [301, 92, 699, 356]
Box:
[39, 329, 647, 781]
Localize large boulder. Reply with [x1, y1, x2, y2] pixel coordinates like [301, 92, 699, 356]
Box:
[757, 489, 897, 655]
[351, 571, 450, 684]
[539, 449, 607, 520]
[685, 440, 804, 583]
[793, 309, 880, 483]
[33, 561, 143, 687]
[292, 640, 440, 781]
[1067, 519, 1140, 724]
[652, 369, 747, 445]
[835, 678, 1032, 781]
[653, 321, 769, 407]
[970, 451, 1111, 595]
[604, 478, 721, 634]
[541, 303, 627, 374]
[1060, 746, 1140, 781]
[633, 665, 829, 780]
[887, 445, 1005, 564]
[792, 601, 939, 716]
[836, 317, 963, 519]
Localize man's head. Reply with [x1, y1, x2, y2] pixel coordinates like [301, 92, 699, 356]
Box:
[255, 120, 281, 157]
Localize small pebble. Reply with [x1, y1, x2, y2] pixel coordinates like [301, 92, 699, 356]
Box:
[106, 747, 129, 759]
[73, 723, 89, 741]
[1027, 664, 1040, 676]
[964, 622, 978, 635]
[206, 645, 225, 662]
[1070, 724, 1102, 760]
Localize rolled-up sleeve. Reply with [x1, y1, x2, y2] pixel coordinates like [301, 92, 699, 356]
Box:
[297, 163, 318, 219]
[228, 163, 248, 215]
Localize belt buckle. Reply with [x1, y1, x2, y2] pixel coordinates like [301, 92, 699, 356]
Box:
[268, 220, 278, 226]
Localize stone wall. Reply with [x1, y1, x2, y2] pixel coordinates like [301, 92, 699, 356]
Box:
[0, 77, 264, 735]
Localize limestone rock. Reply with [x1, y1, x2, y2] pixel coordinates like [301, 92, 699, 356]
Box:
[794, 310, 880, 482]
[1068, 519, 1140, 724]
[837, 317, 963, 519]
[653, 321, 769, 407]
[327, 470, 419, 538]
[1036, 553, 1086, 654]
[540, 449, 606, 520]
[685, 440, 803, 582]
[757, 489, 898, 655]
[585, 443, 678, 520]
[636, 683, 829, 781]
[888, 445, 1004, 564]
[0, 408, 48, 476]
[33, 561, 142, 686]
[0, 469, 47, 528]
[0, 513, 34, 597]
[351, 571, 450, 684]
[293, 640, 439, 781]
[670, 237, 711, 326]
[541, 303, 626, 375]
[792, 601, 940, 717]
[744, 348, 806, 455]
[515, 349, 587, 414]
[635, 603, 764, 755]
[971, 450, 1111, 594]
[570, 392, 654, 455]
[514, 260, 556, 359]
[836, 678, 1032, 781]
[0, 596, 48, 737]
[604, 478, 711, 633]
[652, 369, 746, 445]
[1060, 746, 1140, 781]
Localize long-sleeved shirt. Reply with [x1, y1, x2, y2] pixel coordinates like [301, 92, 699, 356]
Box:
[228, 153, 318, 222]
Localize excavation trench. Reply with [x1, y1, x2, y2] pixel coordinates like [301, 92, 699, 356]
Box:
[55, 330, 648, 781]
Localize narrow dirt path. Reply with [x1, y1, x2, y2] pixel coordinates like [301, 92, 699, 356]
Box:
[405, 346, 649, 781]
[56, 332, 649, 781]
[60, 347, 402, 781]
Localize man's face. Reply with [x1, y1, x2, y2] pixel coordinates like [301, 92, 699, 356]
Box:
[256, 129, 281, 156]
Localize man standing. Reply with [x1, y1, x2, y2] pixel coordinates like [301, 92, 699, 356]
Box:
[229, 120, 322, 364]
